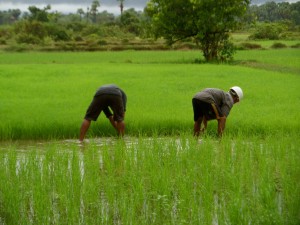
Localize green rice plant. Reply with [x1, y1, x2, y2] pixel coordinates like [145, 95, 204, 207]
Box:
[0, 136, 299, 224]
[0, 49, 299, 224]
[0, 50, 299, 140]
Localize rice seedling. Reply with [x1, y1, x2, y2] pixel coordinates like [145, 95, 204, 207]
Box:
[0, 135, 299, 224]
[0, 49, 299, 224]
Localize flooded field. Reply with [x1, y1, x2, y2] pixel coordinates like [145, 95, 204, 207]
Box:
[0, 136, 299, 224]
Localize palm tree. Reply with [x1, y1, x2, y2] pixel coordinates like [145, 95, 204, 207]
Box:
[117, 0, 125, 15]
[77, 8, 84, 21]
[91, 0, 100, 23]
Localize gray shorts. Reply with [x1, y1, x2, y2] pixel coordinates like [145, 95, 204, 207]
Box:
[192, 98, 222, 121]
[84, 94, 124, 122]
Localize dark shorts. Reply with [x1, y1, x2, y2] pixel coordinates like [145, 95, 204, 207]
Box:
[84, 94, 124, 122]
[192, 98, 222, 121]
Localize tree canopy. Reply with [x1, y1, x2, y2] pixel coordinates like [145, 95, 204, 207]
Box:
[145, 0, 250, 61]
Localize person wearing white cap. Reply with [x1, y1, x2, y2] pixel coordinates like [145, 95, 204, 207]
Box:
[192, 86, 243, 137]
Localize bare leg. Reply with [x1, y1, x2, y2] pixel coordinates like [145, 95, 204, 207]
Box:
[116, 121, 125, 136]
[194, 116, 203, 137]
[79, 119, 91, 141]
[217, 117, 226, 137]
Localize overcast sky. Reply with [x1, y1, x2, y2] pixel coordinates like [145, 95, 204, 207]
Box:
[0, 0, 298, 14]
[0, 0, 148, 14]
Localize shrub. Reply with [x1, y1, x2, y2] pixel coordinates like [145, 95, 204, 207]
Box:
[85, 34, 99, 46]
[52, 29, 70, 41]
[45, 24, 71, 41]
[239, 42, 262, 50]
[0, 26, 13, 40]
[74, 36, 84, 42]
[218, 40, 236, 62]
[0, 39, 7, 45]
[97, 39, 107, 45]
[16, 33, 41, 44]
[249, 22, 285, 40]
[14, 20, 47, 40]
[291, 43, 300, 48]
[4, 43, 31, 52]
[271, 42, 287, 49]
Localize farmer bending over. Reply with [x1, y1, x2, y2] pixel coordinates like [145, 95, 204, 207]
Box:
[79, 84, 127, 141]
[192, 86, 243, 137]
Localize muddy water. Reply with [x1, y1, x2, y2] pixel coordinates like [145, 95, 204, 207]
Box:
[0, 136, 198, 152]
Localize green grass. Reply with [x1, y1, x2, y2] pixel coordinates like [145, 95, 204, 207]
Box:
[235, 49, 300, 74]
[0, 50, 299, 140]
[0, 49, 299, 224]
[231, 32, 300, 48]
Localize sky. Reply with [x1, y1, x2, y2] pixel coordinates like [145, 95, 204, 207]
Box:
[0, 0, 298, 15]
[0, 0, 148, 14]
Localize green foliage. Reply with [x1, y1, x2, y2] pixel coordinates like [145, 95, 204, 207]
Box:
[248, 1, 300, 25]
[14, 22, 46, 44]
[27, 5, 51, 22]
[0, 9, 21, 24]
[145, 0, 250, 62]
[45, 23, 71, 41]
[120, 8, 142, 35]
[238, 42, 262, 50]
[291, 43, 300, 48]
[16, 33, 42, 44]
[271, 42, 287, 49]
[90, 0, 101, 23]
[219, 40, 236, 62]
[249, 22, 288, 40]
[0, 25, 13, 40]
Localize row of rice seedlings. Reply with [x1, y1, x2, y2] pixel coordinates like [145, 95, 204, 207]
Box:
[0, 135, 299, 224]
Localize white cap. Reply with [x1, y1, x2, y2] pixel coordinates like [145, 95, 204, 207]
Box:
[230, 86, 243, 100]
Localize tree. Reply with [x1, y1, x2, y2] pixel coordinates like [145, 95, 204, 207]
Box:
[117, 0, 125, 15]
[120, 8, 142, 35]
[145, 0, 250, 62]
[90, 0, 100, 23]
[248, 2, 300, 26]
[0, 9, 21, 24]
[290, 2, 300, 25]
[77, 8, 85, 21]
[27, 5, 51, 22]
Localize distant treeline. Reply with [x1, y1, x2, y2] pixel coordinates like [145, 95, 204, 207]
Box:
[0, 1, 299, 51]
[246, 1, 300, 25]
[0, 1, 299, 26]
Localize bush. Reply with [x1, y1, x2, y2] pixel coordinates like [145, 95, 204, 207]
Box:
[14, 20, 47, 39]
[4, 43, 31, 52]
[0, 26, 13, 40]
[218, 40, 236, 62]
[0, 39, 7, 45]
[291, 43, 300, 48]
[16, 33, 42, 44]
[238, 42, 262, 50]
[74, 36, 84, 42]
[271, 42, 287, 49]
[45, 24, 71, 41]
[97, 39, 107, 45]
[249, 22, 286, 40]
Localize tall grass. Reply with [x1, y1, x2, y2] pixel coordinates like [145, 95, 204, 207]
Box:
[0, 49, 299, 224]
[0, 136, 299, 224]
[0, 50, 299, 140]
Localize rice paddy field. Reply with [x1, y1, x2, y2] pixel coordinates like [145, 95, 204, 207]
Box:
[0, 48, 299, 224]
